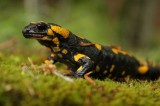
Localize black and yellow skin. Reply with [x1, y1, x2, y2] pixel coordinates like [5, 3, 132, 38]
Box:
[22, 21, 160, 81]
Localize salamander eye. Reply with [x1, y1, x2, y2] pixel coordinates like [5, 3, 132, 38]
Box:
[37, 23, 48, 31]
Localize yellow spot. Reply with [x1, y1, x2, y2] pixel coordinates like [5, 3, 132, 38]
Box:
[110, 65, 115, 72]
[77, 66, 83, 72]
[52, 47, 60, 52]
[44, 60, 53, 64]
[51, 53, 56, 57]
[47, 29, 54, 36]
[138, 65, 149, 74]
[112, 48, 119, 54]
[103, 70, 108, 74]
[52, 37, 59, 45]
[40, 36, 52, 40]
[95, 44, 102, 50]
[31, 22, 37, 24]
[74, 54, 89, 62]
[120, 51, 127, 55]
[112, 48, 128, 55]
[96, 65, 100, 72]
[51, 25, 69, 38]
[121, 71, 125, 76]
[62, 49, 68, 54]
[44, 22, 48, 24]
[57, 54, 63, 58]
[77, 35, 84, 39]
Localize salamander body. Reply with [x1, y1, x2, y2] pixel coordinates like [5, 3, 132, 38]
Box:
[22, 21, 160, 81]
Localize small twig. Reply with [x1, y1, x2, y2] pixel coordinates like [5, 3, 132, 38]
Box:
[28, 57, 74, 82]
[52, 70, 74, 83]
[20, 63, 36, 78]
[152, 86, 160, 91]
[28, 57, 37, 70]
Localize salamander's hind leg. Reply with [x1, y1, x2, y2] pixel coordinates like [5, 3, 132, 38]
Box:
[70, 53, 94, 78]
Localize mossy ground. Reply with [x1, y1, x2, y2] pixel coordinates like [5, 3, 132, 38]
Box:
[0, 46, 160, 106]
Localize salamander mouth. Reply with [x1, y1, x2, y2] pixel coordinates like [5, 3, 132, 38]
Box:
[23, 33, 46, 39]
[23, 33, 53, 41]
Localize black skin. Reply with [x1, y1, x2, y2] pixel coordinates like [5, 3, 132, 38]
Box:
[22, 22, 160, 81]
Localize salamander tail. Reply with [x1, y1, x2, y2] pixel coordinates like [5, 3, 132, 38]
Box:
[138, 65, 160, 80]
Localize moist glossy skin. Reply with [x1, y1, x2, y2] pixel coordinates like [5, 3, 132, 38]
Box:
[22, 21, 160, 81]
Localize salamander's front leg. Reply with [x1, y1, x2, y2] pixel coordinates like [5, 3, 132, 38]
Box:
[44, 53, 58, 64]
[72, 53, 94, 78]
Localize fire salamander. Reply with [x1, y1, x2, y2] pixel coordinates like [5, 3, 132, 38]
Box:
[22, 21, 160, 81]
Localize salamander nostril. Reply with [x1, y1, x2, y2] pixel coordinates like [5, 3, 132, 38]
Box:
[22, 28, 29, 34]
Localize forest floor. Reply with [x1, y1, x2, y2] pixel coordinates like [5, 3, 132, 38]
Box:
[0, 39, 160, 106]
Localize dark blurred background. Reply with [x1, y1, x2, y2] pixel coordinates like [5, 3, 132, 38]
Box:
[0, 0, 160, 51]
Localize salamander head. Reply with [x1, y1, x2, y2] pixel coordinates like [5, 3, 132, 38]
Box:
[23, 21, 50, 40]
[22, 21, 70, 41]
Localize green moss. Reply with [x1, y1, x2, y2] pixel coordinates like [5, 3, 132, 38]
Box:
[0, 52, 160, 106]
